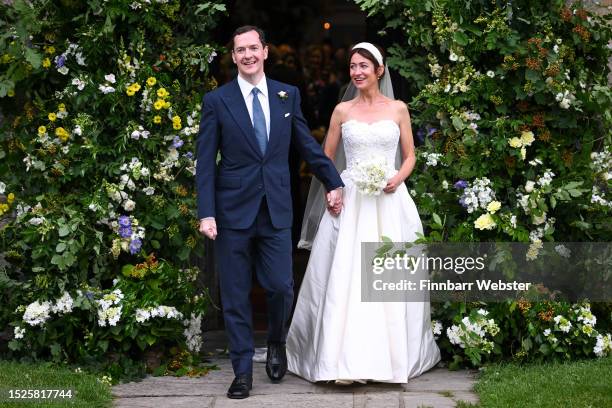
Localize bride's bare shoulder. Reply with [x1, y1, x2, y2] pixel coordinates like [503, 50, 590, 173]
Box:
[333, 101, 352, 121]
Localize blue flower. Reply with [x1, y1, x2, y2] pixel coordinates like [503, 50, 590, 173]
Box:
[458, 196, 468, 208]
[56, 54, 66, 68]
[172, 136, 184, 149]
[129, 238, 142, 255]
[454, 180, 468, 189]
[118, 215, 131, 228]
[183, 151, 193, 159]
[119, 226, 132, 239]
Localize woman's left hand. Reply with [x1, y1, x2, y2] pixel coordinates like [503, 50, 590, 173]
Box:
[383, 175, 402, 194]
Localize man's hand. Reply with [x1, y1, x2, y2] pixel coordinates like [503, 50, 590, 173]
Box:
[199, 218, 217, 240]
[326, 187, 343, 216]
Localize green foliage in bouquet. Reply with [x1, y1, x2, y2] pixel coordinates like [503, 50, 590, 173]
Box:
[0, 0, 226, 377]
[357, 0, 611, 243]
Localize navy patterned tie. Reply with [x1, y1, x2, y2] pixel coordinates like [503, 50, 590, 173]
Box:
[251, 87, 267, 155]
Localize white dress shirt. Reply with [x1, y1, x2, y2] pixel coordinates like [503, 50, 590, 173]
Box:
[237, 74, 270, 139]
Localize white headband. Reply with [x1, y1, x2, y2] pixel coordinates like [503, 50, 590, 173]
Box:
[352, 42, 383, 66]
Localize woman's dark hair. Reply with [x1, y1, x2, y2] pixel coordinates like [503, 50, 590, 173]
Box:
[231, 25, 266, 50]
[348, 45, 385, 69]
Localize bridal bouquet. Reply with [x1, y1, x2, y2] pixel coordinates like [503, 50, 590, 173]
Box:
[346, 156, 396, 196]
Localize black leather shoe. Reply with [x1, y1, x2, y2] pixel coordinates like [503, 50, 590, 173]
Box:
[266, 342, 287, 383]
[227, 374, 252, 399]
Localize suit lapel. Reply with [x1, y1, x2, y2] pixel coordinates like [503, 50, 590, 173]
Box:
[221, 79, 262, 158]
[266, 79, 282, 160]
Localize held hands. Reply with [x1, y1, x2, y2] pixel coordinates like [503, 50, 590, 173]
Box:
[326, 187, 343, 216]
[383, 174, 403, 194]
[199, 218, 217, 240]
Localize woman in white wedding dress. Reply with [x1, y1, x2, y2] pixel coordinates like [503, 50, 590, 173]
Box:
[286, 42, 441, 383]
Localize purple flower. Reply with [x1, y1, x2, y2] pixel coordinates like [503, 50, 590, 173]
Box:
[85, 291, 94, 300]
[428, 127, 437, 136]
[458, 196, 468, 208]
[118, 215, 131, 228]
[119, 226, 132, 239]
[56, 54, 66, 68]
[454, 180, 468, 189]
[129, 238, 142, 255]
[172, 136, 184, 149]
[416, 129, 425, 144]
[183, 151, 193, 159]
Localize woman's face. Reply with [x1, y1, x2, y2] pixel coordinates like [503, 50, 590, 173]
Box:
[349, 52, 381, 91]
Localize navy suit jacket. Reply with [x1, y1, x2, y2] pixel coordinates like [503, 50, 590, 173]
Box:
[196, 77, 344, 229]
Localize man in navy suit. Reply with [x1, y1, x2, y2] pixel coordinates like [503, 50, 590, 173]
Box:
[196, 26, 344, 399]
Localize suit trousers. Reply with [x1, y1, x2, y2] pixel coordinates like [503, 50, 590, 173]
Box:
[215, 196, 294, 376]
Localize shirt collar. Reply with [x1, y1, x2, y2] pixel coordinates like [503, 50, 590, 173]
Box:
[237, 74, 268, 99]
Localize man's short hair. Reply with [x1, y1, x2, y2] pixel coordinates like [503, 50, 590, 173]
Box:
[231, 25, 266, 50]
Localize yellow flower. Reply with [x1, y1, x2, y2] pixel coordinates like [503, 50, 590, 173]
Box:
[7, 89, 15, 97]
[48, 112, 57, 122]
[173, 122, 182, 130]
[58, 103, 66, 112]
[172, 115, 181, 123]
[520, 130, 535, 146]
[164, 101, 171, 109]
[157, 88, 169, 98]
[474, 213, 496, 230]
[128, 83, 141, 93]
[38, 126, 47, 135]
[486, 201, 501, 214]
[147, 77, 157, 87]
[508, 137, 522, 148]
[153, 115, 162, 124]
[0, 203, 8, 215]
[126, 88, 135, 96]
[46, 46, 56, 55]
[7, 193, 15, 204]
[153, 99, 165, 110]
[55, 127, 69, 142]
[42, 58, 51, 68]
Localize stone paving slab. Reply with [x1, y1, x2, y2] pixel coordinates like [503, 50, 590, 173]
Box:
[112, 357, 479, 407]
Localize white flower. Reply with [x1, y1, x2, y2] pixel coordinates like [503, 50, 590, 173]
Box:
[442, 180, 449, 190]
[58, 66, 69, 75]
[71, 78, 86, 91]
[486, 70, 495, 78]
[183, 313, 203, 353]
[432, 320, 443, 339]
[0, 181, 5, 194]
[123, 199, 136, 212]
[449, 52, 458, 61]
[560, 98, 571, 109]
[29, 217, 45, 226]
[553, 45, 559, 53]
[207, 51, 218, 63]
[104, 73, 116, 83]
[346, 156, 395, 196]
[525, 181, 535, 193]
[131, 130, 141, 140]
[477, 309, 489, 316]
[52, 292, 74, 314]
[23, 300, 52, 326]
[73, 125, 82, 136]
[554, 244, 571, 258]
[594, 333, 611, 357]
[543, 329, 551, 337]
[99, 84, 115, 94]
[14, 326, 25, 339]
[143, 186, 155, 195]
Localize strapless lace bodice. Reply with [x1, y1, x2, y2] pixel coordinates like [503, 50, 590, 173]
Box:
[341, 119, 400, 169]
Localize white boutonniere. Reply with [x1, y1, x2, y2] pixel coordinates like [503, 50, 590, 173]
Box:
[277, 90, 288, 101]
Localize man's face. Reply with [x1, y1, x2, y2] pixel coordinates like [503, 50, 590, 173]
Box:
[232, 30, 268, 78]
